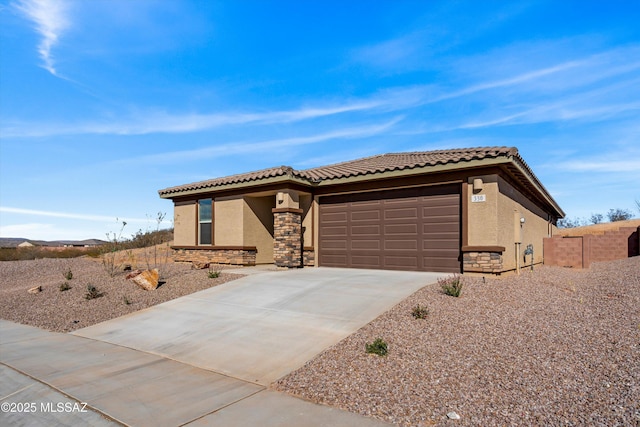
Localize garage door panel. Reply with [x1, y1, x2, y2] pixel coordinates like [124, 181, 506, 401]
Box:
[319, 184, 460, 272]
[350, 200, 381, 209]
[385, 224, 418, 235]
[320, 226, 348, 236]
[351, 240, 380, 250]
[384, 239, 418, 250]
[320, 254, 348, 266]
[384, 207, 418, 220]
[321, 240, 348, 250]
[421, 215, 460, 224]
[351, 225, 380, 236]
[423, 232, 459, 240]
[320, 212, 348, 223]
[423, 239, 460, 250]
[351, 211, 380, 221]
[351, 255, 381, 268]
[423, 223, 459, 233]
[384, 256, 418, 268]
[422, 206, 459, 217]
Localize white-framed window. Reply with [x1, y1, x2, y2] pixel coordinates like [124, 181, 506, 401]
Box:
[198, 199, 212, 245]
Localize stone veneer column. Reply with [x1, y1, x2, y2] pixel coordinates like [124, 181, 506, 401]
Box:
[272, 207, 303, 268]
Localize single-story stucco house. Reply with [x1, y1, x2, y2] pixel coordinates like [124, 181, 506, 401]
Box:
[158, 146, 564, 274]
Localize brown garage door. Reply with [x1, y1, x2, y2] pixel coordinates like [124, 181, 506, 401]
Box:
[318, 184, 461, 272]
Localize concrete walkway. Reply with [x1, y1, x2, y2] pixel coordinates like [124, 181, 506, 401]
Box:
[1, 267, 443, 426]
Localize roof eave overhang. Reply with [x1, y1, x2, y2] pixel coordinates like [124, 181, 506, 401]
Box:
[158, 175, 314, 199]
[507, 157, 565, 218]
[316, 156, 565, 218]
[159, 156, 565, 218]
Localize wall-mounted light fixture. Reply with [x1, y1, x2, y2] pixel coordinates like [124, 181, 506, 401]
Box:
[520, 217, 526, 224]
[473, 178, 483, 192]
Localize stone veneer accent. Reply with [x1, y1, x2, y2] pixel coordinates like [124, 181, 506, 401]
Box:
[172, 247, 256, 266]
[462, 246, 504, 273]
[302, 247, 315, 267]
[273, 208, 302, 268]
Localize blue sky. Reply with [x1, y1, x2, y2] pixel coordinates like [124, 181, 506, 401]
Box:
[1, 0, 639, 240]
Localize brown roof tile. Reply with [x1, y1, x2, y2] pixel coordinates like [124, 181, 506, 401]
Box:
[158, 166, 296, 196]
[300, 146, 518, 181]
[159, 146, 518, 196]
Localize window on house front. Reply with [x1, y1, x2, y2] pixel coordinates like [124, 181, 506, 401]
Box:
[198, 199, 212, 245]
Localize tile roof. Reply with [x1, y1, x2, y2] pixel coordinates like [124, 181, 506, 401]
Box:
[159, 146, 519, 196]
[300, 146, 519, 181]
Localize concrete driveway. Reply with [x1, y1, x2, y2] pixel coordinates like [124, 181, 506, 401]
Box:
[73, 267, 443, 385]
[2, 267, 443, 426]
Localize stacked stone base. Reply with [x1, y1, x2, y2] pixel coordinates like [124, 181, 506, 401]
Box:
[303, 248, 315, 266]
[172, 247, 256, 266]
[273, 208, 303, 268]
[463, 250, 503, 273]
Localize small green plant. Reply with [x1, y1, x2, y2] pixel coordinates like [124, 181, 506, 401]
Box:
[439, 274, 463, 297]
[63, 268, 73, 280]
[123, 296, 132, 305]
[208, 264, 223, 278]
[411, 304, 429, 319]
[85, 284, 102, 300]
[59, 282, 71, 292]
[365, 338, 388, 356]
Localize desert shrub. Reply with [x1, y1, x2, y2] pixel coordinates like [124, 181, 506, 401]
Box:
[59, 282, 71, 292]
[208, 264, 223, 278]
[365, 338, 388, 356]
[85, 284, 103, 300]
[101, 220, 127, 278]
[123, 296, 132, 305]
[439, 274, 463, 297]
[63, 267, 73, 280]
[411, 304, 429, 319]
[607, 208, 633, 222]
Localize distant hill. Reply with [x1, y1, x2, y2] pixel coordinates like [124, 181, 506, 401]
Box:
[0, 237, 107, 248]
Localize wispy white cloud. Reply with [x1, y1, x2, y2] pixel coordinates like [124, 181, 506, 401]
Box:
[129, 118, 402, 164]
[559, 159, 640, 173]
[0, 207, 147, 224]
[1, 99, 389, 138]
[14, 0, 70, 76]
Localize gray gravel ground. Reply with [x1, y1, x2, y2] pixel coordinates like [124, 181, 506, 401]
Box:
[275, 257, 640, 426]
[0, 257, 242, 332]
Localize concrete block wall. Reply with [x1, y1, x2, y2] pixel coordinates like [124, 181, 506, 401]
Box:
[543, 236, 584, 268]
[544, 226, 639, 268]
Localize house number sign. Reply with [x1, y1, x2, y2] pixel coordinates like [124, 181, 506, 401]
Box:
[471, 194, 486, 203]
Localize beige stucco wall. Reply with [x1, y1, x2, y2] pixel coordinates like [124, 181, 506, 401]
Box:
[466, 174, 552, 272]
[173, 201, 196, 246]
[244, 196, 276, 264]
[214, 196, 244, 246]
[466, 175, 499, 246]
[300, 194, 313, 248]
[496, 177, 550, 271]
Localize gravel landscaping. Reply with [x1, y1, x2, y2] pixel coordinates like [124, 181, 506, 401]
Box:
[2, 254, 638, 426]
[275, 257, 640, 426]
[0, 257, 242, 332]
